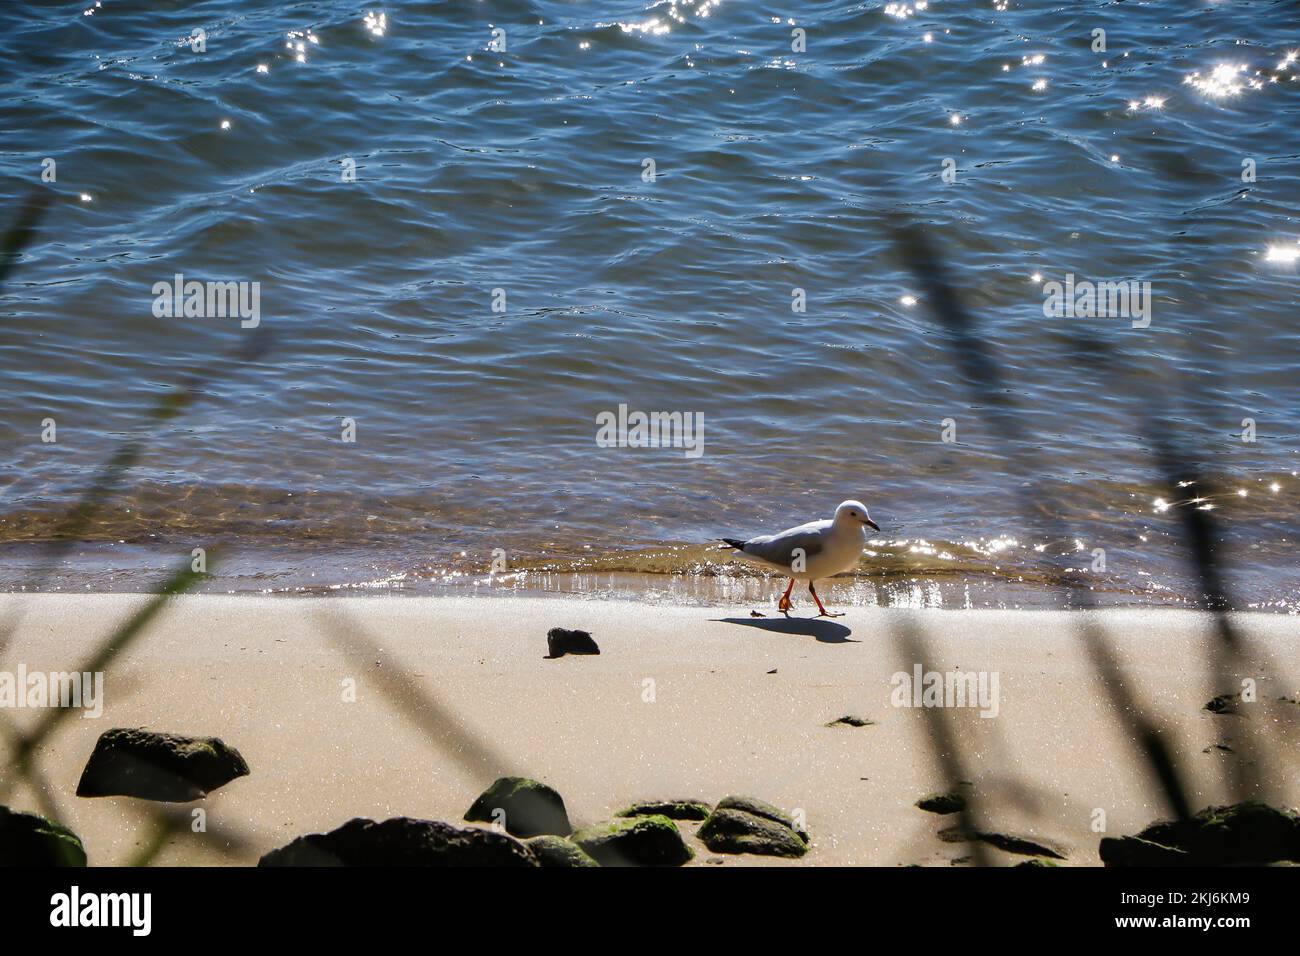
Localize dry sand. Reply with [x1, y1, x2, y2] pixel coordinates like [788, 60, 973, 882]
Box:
[1, 594, 1296, 866]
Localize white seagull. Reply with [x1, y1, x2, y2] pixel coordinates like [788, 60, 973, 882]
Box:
[720, 500, 879, 617]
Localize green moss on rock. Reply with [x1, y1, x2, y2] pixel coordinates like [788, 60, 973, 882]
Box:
[76, 727, 249, 802]
[259, 817, 537, 866]
[698, 807, 807, 858]
[615, 799, 712, 821]
[570, 815, 693, 867]
[716, 795, 808, 842]
[1100, 802, 1300, 867]
[0, 806, 87, 866]
[525, 835, 599, 867]
[464, 776, 571, 838]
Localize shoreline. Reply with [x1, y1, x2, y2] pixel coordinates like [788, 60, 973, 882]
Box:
[2, 595, 1297, 866]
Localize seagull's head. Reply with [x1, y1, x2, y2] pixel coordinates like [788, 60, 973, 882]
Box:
[835, 499, 879, 532]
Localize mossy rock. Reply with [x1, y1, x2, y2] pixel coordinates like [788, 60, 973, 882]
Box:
[525, 835, 599, 867]
[615, 799, 712, 821]
[716, 795, 808, 842]
[1100, 802, 1300, 867]
[76, 728, 249, 802]
[570, 815, 693, 867]
[698, 807, 808, 858]
[464, 776, 570, 838]
[916, 791, 966, 815]
[259, 817, 537, 866]
[0, 806, 87, 866]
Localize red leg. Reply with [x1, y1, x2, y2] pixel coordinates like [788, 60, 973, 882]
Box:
[809, 582, 844, 618]
[777, 578, 795, 614]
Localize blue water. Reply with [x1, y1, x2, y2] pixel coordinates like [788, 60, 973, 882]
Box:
[1, 1, 1297, 607]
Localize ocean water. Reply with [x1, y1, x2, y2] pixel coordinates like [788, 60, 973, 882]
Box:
[1, 0, 1297, 608]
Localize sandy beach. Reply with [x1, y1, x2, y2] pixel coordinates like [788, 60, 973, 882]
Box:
[1, 594, 1295, 866]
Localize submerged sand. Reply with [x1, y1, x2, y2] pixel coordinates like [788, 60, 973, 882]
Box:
[1, 594, 1296, 866]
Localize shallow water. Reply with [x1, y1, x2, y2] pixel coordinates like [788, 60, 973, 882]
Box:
[1, 1, 1297, 608]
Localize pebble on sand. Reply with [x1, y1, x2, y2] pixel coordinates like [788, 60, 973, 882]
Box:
[825, 715, 874, 728]
[916, 791, 967, 815]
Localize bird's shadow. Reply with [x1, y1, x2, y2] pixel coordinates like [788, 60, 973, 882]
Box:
[714, 617, 858, 644]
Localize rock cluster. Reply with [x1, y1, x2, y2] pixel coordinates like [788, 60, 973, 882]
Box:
[1100, 802, 1300, 866]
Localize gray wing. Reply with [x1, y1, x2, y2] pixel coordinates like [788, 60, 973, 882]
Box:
[739, 520, 829, 568]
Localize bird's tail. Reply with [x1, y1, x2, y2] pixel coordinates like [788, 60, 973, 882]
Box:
[719, 537, 747, 551]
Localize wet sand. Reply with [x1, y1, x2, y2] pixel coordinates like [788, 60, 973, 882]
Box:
[1, 594, 1296, 866]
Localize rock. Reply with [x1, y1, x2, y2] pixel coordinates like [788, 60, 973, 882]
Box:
[715, 794, 808, 842]
[0, 806, 86, 866]
[615, 799, 712, 821]
[525, 835, 599, 867]
[1100, 802, 1300, 867]
[463, 776, 570, 837]
[76, 728, 249, 802]
[1099, 835, 1192, 867]
[825, 715, 873, 728]
[1202, 743, 1234, 754]
[916, 791, 967, 815]
[570, 815, 693, 867]
[259, 817, 537, 866]
[698, 807, 807, 858]
[1015, 859, 1060, 867]
[938, 825, 1067, 860]
[546, 627, 599, 658]
[1204, 693, 1240, 715]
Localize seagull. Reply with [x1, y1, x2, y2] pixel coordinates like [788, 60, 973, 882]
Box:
[720, 500, 879, 617]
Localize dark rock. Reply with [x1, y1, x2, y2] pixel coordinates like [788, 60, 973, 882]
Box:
[1204, 693, 1240, 715]
[76, 728, 249, 802]
[0, 806, 86, 867]
[716, 794, 808, 842]
[1015, 859, 1060, 867]
[916, 791, 967, 815]
[259, 817, 537, 866]
[616, 799, 712, 821]
[1099, 835, 1192, 867]
[525, 835, 599, 867]
[1202, 743, 1234, 754]
[938, 825, 1066, 860]
[698, 807, 808, 858]
[570, 815, 693, 867]
[1100, 802, 1300, 867]
[546, 628, 599, 658]
[825, 715, 874, 728]
[463, 776, 570, 837]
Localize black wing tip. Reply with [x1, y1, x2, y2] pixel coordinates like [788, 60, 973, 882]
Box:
[721, 537, 747, 550]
